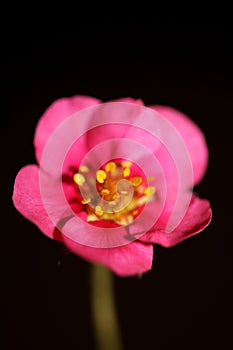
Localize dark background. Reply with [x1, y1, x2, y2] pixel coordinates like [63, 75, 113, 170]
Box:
[2, 21, 233, 350]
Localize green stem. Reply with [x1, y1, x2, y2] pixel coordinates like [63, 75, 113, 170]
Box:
[90, 264, 123, 350]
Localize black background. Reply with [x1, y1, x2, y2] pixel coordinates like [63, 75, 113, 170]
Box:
[2, 21, 233, 350]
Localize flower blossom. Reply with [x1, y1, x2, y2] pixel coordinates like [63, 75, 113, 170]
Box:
[13, 96, 212, 276]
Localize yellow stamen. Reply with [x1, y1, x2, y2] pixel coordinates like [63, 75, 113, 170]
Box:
[79, 165, 89, 173]
[137, 196, 148, 206]
[73, 173, 85, 186]
[105, 162, 116, 172]
[96, 170, 107, 183]
[74, 160, 156, 227]
[87, 213, 99, 222]
[122, 161, 132, 168]
[81, 197, 91, 204]
[95, 205, 104, 216]
[144, 186, 156, 196]
[116, 215, 134, 226]
[101, 189, 110, 196]
[135, 185, 144, 194]
[112, 193, 119, 200]
[123, 167, 130, 177]
[130, 176, 142, 187]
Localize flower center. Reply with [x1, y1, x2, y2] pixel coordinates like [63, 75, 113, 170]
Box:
[73, 160, 156, 226]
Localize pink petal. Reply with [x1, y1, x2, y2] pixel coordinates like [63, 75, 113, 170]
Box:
[34, 95, 101, 163]
[80, 102, 162, 165]
[139, 195, 212, 247]
[62, 236, 153, 277]
[150, 105, 209, 185]
[110, 97, 144, 105]
[12, 165, 61, 240]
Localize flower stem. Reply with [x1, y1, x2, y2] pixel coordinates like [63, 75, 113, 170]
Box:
[90, 264, 123, 350]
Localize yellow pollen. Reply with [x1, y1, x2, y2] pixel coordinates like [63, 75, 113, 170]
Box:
[101, 189, 110, 196]
[105, 162, 116, 172]
[96, 170, 107, 183]
[112, 193, 119, 200]
[130, 176, 142, 187]
[73, 173, 85, 186]
[81, 197, 91, 204]
[122, 161, 132, 168]
[95, 205, 104, 216]
[123, 167, 130, 177]
[79, 165, 89, 173]
[117, 215, 134, 226]
[144, 186, 156, 196]
[77, 160, 157, 227]
[87, 213, 99, 222]
[137, 196, 148, 206]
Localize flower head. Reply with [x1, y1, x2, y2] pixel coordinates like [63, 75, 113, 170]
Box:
[13, 96, 212, 276]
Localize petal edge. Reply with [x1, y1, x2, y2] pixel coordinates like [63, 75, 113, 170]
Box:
[12, 165, 60, 240]
[139, 195, 212, 247]
[62, 236, 153, 277]
[150, 105, 209, 186]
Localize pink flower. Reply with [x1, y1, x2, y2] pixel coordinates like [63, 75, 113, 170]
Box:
[13, 96, 212, 277]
